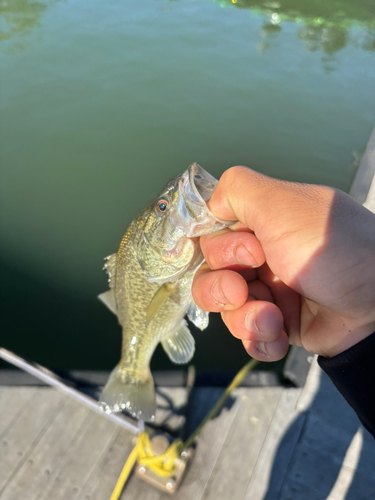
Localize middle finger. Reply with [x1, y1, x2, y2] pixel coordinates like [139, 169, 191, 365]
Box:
[192, 263, 249, 312]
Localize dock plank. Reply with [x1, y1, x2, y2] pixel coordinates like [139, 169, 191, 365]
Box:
[0, 397, 89, 500]
[172, 388, 244, 500]
[280, 479, 322, 500]
[0, 388, 63, 494]
[79, 427, 135, 500]
[307, 372, 360, 434]
[1, 383, 374, 500]
[36, 411, 118, 500]
[122, 388, 243, 500]
[244, 388, 304, 500]
[118, 466, 163, 500]
[90, 387, 191, 500]
[286, 442, 347, 497]
[202, 387, 282, 500]
[101, 388, 190, 500]
[301, 413, 354, 458]
[155, 387, 187, 428]
[0, 387, 38, 438]
[350, 124, 375, 204]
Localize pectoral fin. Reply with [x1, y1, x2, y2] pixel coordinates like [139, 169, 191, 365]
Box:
[187, 301, 209, 331]
[98, 289, 117, 315]
[161, 320, 195, 364]
[146, 282, 177, 326]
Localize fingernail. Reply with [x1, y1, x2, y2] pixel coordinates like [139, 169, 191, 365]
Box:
[235, 245, 256, 267]
[211, 279, 227, 306]
[256, 342, 270, 359]
[245, 314, 262, 335]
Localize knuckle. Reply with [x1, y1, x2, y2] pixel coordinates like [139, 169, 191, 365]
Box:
[221, 166, 248, 186]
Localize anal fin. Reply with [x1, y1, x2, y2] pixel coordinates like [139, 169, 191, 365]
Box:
[161, 320, 195, 364]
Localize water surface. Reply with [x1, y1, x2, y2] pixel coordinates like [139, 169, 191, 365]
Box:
[1, 0, 374, 371]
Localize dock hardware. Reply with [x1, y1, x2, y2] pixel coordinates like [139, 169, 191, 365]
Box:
[134, 434, 194, 494]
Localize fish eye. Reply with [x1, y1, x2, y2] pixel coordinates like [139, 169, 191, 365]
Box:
[156, 199, 169, 214]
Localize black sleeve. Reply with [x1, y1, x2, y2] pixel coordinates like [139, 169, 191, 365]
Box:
[318, 332, 375, 438]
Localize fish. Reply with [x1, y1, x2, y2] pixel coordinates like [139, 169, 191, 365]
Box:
[98, 163, 230, 421]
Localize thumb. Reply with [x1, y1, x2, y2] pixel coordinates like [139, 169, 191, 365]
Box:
[208, 166, 335, 238]
[208, 166, 286, 234]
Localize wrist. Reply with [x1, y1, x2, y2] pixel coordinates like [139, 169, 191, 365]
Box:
[323, 317, 375, 358]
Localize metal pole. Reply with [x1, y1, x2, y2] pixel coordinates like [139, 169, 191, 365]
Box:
[0, 347, 140, 435]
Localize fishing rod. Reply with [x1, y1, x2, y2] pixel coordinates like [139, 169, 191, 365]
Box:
[0, 347, 140, 435]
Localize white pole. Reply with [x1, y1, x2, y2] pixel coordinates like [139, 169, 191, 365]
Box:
[0, 347, 140, 435]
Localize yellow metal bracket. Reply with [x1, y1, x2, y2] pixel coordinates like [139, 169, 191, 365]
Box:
[135, 434, 194, 494]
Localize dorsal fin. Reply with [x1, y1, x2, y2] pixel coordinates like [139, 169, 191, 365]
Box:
[103, 253, 117, 288]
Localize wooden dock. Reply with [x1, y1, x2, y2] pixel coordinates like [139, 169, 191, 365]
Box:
[0, 376, 374, 500]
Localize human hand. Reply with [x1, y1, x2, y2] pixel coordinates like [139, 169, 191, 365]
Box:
[192, 166, 375, 361]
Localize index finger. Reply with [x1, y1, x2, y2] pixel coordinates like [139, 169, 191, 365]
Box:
[200, 229, 266, 270]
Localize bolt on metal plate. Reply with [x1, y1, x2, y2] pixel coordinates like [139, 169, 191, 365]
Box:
[134, 434, 194, 494]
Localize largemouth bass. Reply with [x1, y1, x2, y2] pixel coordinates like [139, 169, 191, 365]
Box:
[98, 163, 230, 421]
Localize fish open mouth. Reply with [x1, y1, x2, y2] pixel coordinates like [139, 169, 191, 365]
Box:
[180, 163, 231, 238]
[188, 162, 218, 203]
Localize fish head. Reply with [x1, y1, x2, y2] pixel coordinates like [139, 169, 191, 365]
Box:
[137, 163, 232, 284]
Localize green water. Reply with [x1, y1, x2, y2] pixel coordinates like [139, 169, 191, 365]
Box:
[1, 0, 375, 371]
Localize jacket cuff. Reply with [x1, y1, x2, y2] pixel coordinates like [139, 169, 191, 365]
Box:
[318, 332, 375, 437]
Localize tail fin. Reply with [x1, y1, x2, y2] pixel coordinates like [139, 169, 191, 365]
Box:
[99, 364, 156, 422]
